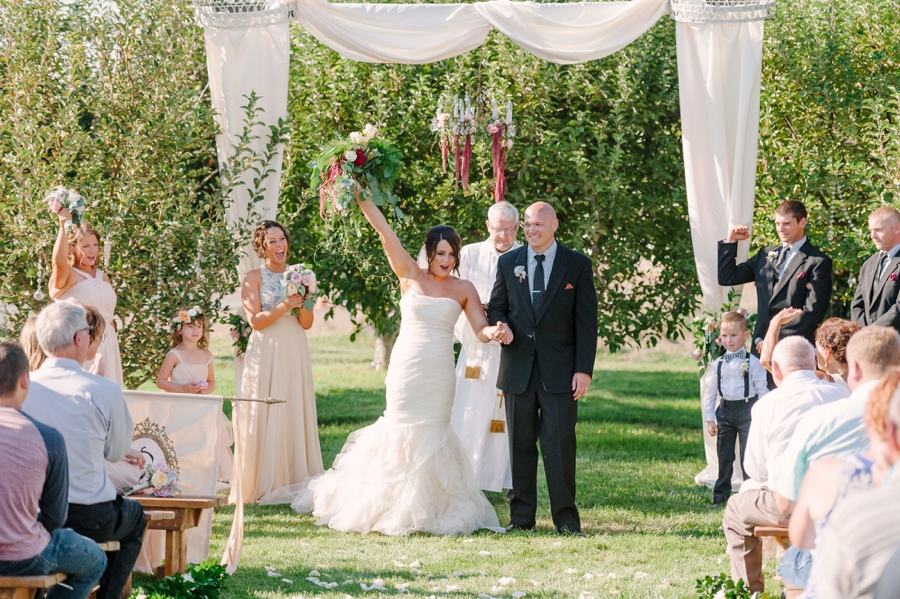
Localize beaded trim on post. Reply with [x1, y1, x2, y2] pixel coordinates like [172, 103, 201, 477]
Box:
[669, 0, 776, 23]
[193, 0, 295, 29]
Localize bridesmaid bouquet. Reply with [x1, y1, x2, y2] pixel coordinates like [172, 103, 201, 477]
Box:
[224, 313, 252, 356]
[282, 264, 319, 314]
[309, 124, 404, 219]
[123, 461, 181, 497]
[45, 186, 86, 227]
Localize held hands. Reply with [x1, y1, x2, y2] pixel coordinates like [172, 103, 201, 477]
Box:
[706, 422, 718, 437]
[124, 449, 146, 469]
[489, 321, 514, 345]
[727, 224, 751, 243]
[572, 372, 591, 401]
[183, 380, 207, 394]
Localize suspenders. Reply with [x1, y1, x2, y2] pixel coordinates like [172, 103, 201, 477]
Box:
[717, 358, 752, 402]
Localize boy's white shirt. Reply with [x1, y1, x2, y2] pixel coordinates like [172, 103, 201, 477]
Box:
[701, 352, 769, 422]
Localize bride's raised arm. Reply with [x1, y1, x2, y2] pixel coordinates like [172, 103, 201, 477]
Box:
[356, 194, 420, 284]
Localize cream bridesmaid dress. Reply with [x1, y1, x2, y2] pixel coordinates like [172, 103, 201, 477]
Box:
[231, 266, 323, 504]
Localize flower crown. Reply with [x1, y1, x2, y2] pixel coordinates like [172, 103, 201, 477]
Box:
[170, 306, 204, 332]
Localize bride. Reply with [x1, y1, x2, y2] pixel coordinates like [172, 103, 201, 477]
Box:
[288, 194, 511, 535]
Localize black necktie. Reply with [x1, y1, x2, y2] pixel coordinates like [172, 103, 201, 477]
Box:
[774, 244, 790, 281]
[878, 251, 890, 280]
[532, 254, 546, 312]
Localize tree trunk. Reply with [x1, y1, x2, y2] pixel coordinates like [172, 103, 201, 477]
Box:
[370, 332, 397, 370]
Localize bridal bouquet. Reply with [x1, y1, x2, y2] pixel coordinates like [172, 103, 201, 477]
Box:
[309, 124, 404, 219]
[123, 461, 181, 497]
[45, 187, 86, 227]
[282, 264, 319, 314]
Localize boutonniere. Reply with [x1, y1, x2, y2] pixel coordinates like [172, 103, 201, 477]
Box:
[767, 250, 779, 262]
[796, 272, 806, 280]
[891, 273, 899, 282]
[514, 265, 526, 283]
[740, 359, 749, 376]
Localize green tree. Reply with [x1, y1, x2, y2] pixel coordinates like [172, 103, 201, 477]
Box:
[0, 0, 260, 388]
[756, 0, 900, 316]
[282, 20, 695, 353]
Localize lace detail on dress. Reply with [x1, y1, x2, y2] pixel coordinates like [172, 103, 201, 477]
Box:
[259, 267, 283, 311]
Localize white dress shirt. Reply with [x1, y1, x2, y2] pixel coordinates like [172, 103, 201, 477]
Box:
[741, 369, 848, 492]
[526, 240, 558, 301]
[700, 352, 769, 422]
[23, 358, 134, 505]
[877, 242, 900, 278]
[776, 235, 808, 278]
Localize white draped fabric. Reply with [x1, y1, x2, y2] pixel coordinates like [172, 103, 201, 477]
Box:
[204, 23, 290, 280]
[293, 0, 667, 65]
[676, 21, 764, 310]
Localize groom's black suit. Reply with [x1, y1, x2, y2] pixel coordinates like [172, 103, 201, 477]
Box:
[488, 241, 598, 533]
[850, 250, 900, 331]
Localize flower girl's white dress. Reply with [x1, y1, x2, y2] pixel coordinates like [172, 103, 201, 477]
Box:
[291, 290, 503, 535]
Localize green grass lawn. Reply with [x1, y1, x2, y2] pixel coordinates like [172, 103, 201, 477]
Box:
[137, 334, 782, 598]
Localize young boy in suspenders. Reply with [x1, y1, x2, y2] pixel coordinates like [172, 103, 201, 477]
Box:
[701, 311, 770, 506]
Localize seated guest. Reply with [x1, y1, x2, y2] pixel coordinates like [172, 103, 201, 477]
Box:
[722, 336, 848, 594]
[23, 302, 145, 599]
[760, 311, 859, 388]
[780, 367, 899, 593]
[771, 326, 900, 513]
[18, 316, 46, 371]
[0, 342, 106, 599]
[811, 380, 900, 599]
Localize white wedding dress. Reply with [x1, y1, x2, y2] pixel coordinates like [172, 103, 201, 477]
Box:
[291, 289, 503, 535]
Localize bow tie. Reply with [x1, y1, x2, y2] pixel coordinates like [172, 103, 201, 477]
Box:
[723, 348, 748, 362]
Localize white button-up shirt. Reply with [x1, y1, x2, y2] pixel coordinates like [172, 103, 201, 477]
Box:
[741, 369, 848, 492]
[700, 352, 770, 422]
[23, 358, 134, 505]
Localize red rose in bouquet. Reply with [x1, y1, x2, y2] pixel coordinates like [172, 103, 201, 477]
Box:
[354, 150, 366, 166]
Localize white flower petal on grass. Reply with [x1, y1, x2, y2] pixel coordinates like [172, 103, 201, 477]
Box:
[512, 592, 526, 598]
[451, 572, 464, 578]
[479, 551, 491, 556]
[530, 580, 541, 587]
[498, 577, 516, 586]
[430, 587, 440, 592]
[396, 583, 410, 590]
[491, 586, 504, 593]
[281, 579, 293, 584]
[463, 539, 474, 543]
[579, 592, 594, 599]
[446, 585, 459, 592]
[552, 542, 561, 547]
[582, 573, 593, 580]
[634, 572, 648, 580]
[607, 573, 617, 579]
[268, 571, 281, 578]
[374, 579, 385, 586]
[478, 594, 496, 599]
[656, 579, 670, 590]
[394, 561, 407, 567]
[479, 572, 488, 577]
[609, 589, 620, 596]
[265, 566, 278, 572]
[565, 569, 578, 574]
[411, 570, 423, 576]
[326, 583, 338, 589]
[342, 580, 354, 585]
[310, 570, 321, 577]
[410, 560, 421, 568]
[307, 577, 320, 583]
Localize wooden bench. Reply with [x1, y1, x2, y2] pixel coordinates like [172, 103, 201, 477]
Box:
[753, 526, 802, 599]
[0, 574, 66, 599]
[133, 496, 227, 577]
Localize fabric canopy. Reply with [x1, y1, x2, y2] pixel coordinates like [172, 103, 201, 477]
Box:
[294, 0, 668, 64]
[198, 0, 769, 306]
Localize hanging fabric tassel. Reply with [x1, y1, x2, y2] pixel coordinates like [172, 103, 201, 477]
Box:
[453, 134, 461, 188]
[440, 135, 448, 172]
[462, 133, 472, 191]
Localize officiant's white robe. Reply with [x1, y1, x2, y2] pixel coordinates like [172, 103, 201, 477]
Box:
[451, 238, 520, 492]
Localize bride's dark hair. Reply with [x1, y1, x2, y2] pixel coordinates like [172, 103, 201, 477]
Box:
[424, 225, 461, 275]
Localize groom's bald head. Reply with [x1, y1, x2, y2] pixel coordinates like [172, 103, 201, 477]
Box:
[524, 202, 559, 254]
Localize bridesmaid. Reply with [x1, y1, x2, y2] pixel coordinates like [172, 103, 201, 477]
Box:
[49, 209, 123, 387]
[232, 220, 323, 504]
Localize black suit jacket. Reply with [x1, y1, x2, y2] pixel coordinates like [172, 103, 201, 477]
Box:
[487, 242, 598, 395]
[850, 251, 900, 331]
[717, 239, 832, 347]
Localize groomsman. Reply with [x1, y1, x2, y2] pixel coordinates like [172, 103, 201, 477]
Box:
[451, 201, 521, 492]
[851, 206, 900, 332]
[718, 200, 832, 355]
[488, 202, 598, 535]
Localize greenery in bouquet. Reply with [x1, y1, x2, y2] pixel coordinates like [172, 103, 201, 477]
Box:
[309, 124, 404, 220]
[690, 289, 757, 377]
[223, 313, 252, 356]
[45, 187, 86, 227]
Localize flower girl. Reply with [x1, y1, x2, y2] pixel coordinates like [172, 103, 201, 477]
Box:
[156, 307, 232, 482]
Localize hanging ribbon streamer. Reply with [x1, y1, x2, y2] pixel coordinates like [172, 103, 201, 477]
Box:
[487, 98, 514, 203]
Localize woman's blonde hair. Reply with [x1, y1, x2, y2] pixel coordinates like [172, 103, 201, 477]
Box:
[18, 316, 45, 371]
[67, 222, 102, 268]
[865, 367, 900, 439]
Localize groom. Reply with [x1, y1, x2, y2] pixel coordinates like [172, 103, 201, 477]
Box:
[488, 201, 598, 535]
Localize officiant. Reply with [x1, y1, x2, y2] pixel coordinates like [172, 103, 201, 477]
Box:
[450, 201, 521, 492]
